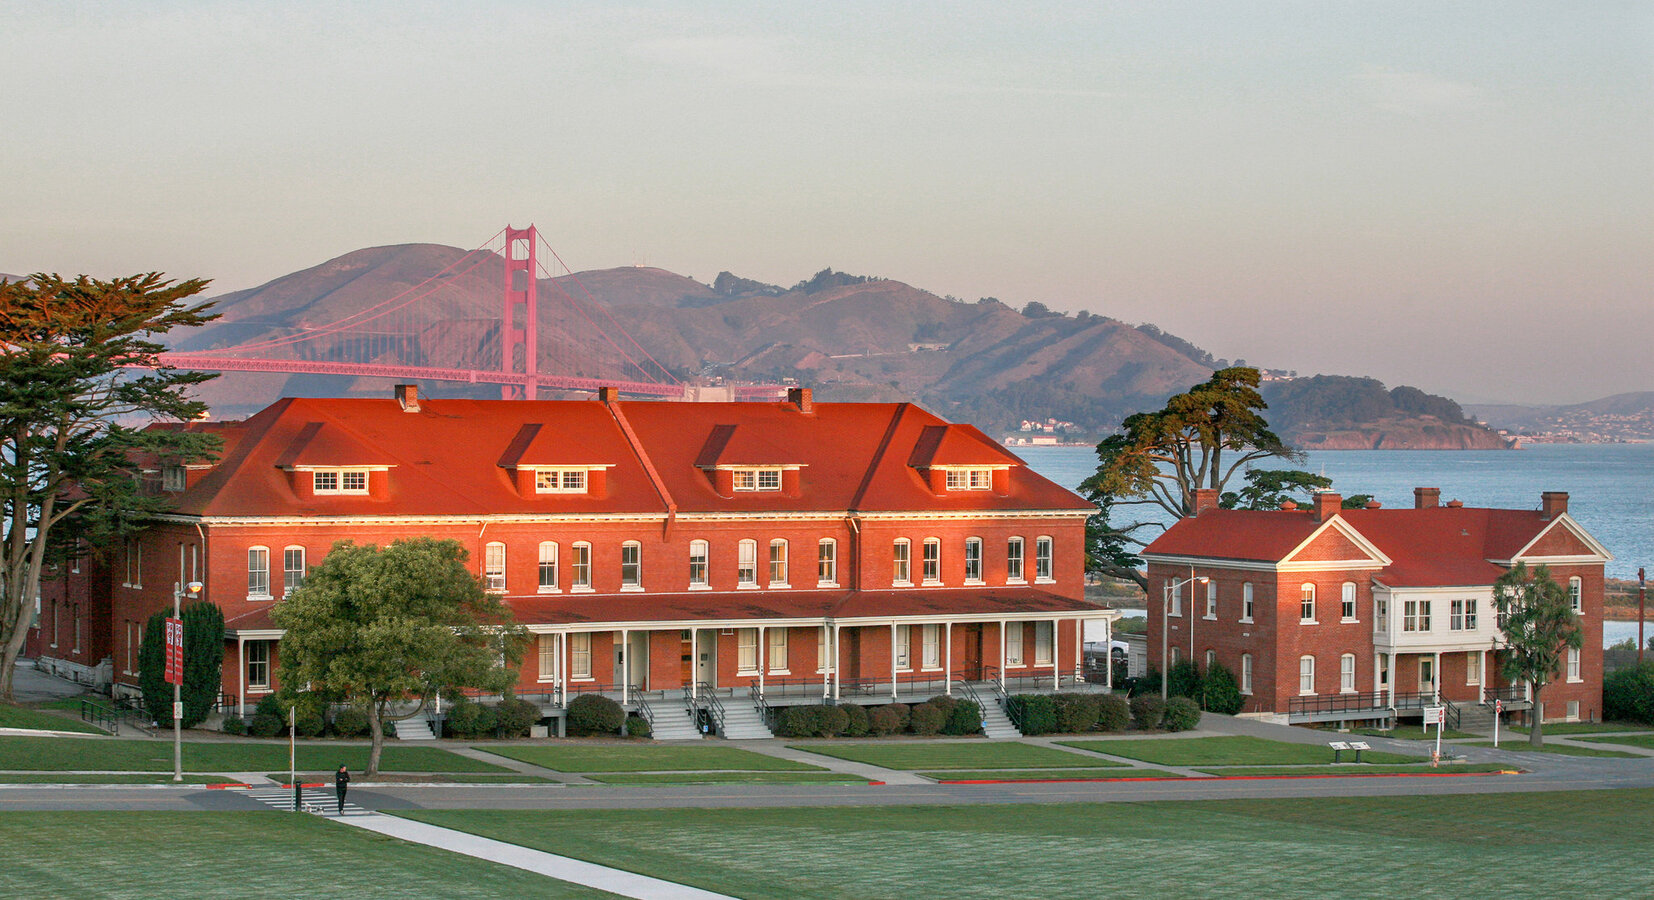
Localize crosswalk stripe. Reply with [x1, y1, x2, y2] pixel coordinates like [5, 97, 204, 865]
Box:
[237, 786, 368, 816]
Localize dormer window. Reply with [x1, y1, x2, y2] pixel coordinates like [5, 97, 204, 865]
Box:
[162, 466, 186, 492]
[313, 469, 370, 494]
[535, 468, 589, 494]
[945, 468, 994, 491]
[733, 468, 783, 491]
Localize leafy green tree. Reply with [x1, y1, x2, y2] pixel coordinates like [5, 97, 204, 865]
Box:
[137, 601, 224, 728]
[1080, 367, 1302, 588]
[0, 273, 218, 698]
[1492, 562, 1585, 748]
[271, 538, 526, 774]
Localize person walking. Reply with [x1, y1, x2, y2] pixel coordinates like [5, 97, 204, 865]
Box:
[334, 764, 350, 815]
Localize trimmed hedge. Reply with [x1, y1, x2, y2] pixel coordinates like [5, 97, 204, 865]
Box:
[221, 715, 247, 735]
[626, 716, 652, 738]
[1007, 694, 1058, 736]
[1096, 694, 1130, 732]
[1161, 696, 1202, 732]
[886, 703, 912, 731]
[293, 707, 326, 738]
[943, 698, 982, 736]
[868, 705, 903, 736]
[1053, 693, 1101, 733]
[495, 698, 541, 738]
[842, 703, 871, 737]
[567, 693, 626, 736]
[1166, 660, 1203, 700]
[332, 707, 369, 738]
[776, 704, 850, 738]
[248, 713, 282, 737]
[444, 699, 482, 737]
[1129, 695, 1165, 731]
[910, 701, 946, 736]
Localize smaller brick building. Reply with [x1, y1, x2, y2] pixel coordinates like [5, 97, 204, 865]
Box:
[1141, 487, 1610, 727]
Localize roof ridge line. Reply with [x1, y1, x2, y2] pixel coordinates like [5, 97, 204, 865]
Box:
[606, 401, 678, 517]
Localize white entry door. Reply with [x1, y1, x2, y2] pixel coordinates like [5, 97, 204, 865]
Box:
[695, 630, 717, 688]
[1418, 658, 1435, 696]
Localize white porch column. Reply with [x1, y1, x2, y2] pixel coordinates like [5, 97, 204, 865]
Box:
[620, 628, 630, 700]
[1432, 650, 1441, 703]
[832, 623, 842, 701]
[821, 625, 830, 701]
[758, 625, 766, 699]
[690, 629, 698, 701]
[998, 619, 1007, 689]
[1052, 617, 1061, 691]
[890, 621, 898, 701]
[944, 621, 953, 695]
[1103, 618, 1113, 691]
[236, 636, 246, 716]
[1073, 618, 1083, 684]
[559, 632, 568, 707]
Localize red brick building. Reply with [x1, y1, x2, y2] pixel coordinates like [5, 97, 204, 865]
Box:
[1141, 487, 1610, 727]
[86, 386, 1112, 736]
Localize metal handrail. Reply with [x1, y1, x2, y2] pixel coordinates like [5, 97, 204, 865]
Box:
[750, 684, 773, 723]
[1483, 685, 1528, 704]
[983, 674, 1020, 731]
[79, 699, 119, 734]
[1288, 691, 1391, 717]
[952, 679, 989, 735]
[694, 682, 726, 736]
[627, 685, 654, 729]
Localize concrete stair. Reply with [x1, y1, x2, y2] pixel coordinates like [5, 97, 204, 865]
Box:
[394, 717, 436, 741]
[647, 706, 705, 740]
[978, 695, 1024, 739]
[1456, 702, 1496, 734]
[718, 701, 775, 740]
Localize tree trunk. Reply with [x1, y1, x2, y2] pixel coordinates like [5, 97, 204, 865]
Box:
[1529, 693, 1544, 748]
[366, 703, 385, 775]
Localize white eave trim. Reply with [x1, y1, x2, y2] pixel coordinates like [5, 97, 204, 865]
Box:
[225, 628, 284, 640]
[153, 508, 1092, 527]
[1280, 517, 1392, 569]
[1506, 514, 1614, 564]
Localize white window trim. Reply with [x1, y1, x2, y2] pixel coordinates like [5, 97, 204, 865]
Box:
[1240, 582, 1254, 623]
[737, 539, 758, 589]
[921, 538, 942, 586]
[484, 541, 507, 594]
[570, 542, 594, 593]
[570, 633, 593, 680]
[732, 468, 784, 492]
[620, 541, 643, 592]
[963, 537, 983, 585]
[1034, 536, 1055, 584]
[768, 629, 789, 674]
[1340, 653, 1356, 694]
[1299, 584, 1317, 624]
[737, 628, 760, 675]
[817, 539, 838, 588]
[538, 541, 560, 593]
[537, 635, 557, 683]
[1240, 653, 1253, 695]
[688, 540, 709, 591]
[247, 546, 271, 599]
[894, 624, 912, 671]
[768, 539, 789, 589]
[1340, 582, 1359, 623]
[1203, 580, 1217, 621]
[1005, 622, 1024, 667]
[1298, 655, 1316, 696]
[920, 623, 942, 671]
[1566, 647, 1583, 683]
[1466, 652, 1482, 686]
[311, 467, 371, 495]
[533, 467, 590, 494]
[892, 539, 912, 587]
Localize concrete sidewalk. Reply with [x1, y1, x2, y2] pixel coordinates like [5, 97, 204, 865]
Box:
[736, 739, 931, 784]
[341, 812, 736, 899]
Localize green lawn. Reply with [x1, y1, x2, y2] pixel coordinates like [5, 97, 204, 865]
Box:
[0, 702, 108, 735]
[477, 743, 821, 772]
[0, 773, 241, 784]
[1519, 722, 1653, 736]
[1195, 764, 1515, 777]
[790, 742, 1112, 770]
[1057, 736, 1420, 766]
[402, 789, 1654, 900]
[1464, 740, 1643, 758]
[0, 812, 618, 899]
[268, 772, 557, 785]
[585, 772, 871, 785]
[1346, 726, 1478, 741]
[0, 736, 509, 772]
[1566, 734, 1654, 751]
[922, 768, 1182, 782]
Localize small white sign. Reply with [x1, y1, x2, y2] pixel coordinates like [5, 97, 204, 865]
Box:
[1423, 706, 1445, 726]
[174, 701, 184, 721]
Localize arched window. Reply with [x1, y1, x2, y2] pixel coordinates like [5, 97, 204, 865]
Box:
[484, 542, 506, 593]
[1299, 583, 1316, 622]
[892, 539, 911, 585]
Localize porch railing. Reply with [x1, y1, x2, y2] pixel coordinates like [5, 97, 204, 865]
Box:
[1288, 691, 1391, 719]
[627, 685, 654, 731]
[79, 699, 120, 734]
[694, 682, 726, 736]
[952, 679, 990, 735]
[1483, 685, 1529, 705]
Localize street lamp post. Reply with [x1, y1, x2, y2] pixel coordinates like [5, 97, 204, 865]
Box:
[1161, 574, 1208, 699]
[172, 580, 204, 783]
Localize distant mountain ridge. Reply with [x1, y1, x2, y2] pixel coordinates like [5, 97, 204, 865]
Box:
[1467, 392, 1654, 442]
[161, 242, 1506, 448]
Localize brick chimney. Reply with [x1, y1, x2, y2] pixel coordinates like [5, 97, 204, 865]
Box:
[1414, 487, 1441, 509]
[597, 387, 620, 404]
[394, 384, 420, 412]
[1313, 491, 1342, 522]
[1191, 488, 1219, 516]
[1541, 491, 1569, 520]
[787, 387, 813, 413]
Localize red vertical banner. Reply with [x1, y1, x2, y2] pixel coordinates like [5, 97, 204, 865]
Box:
[164, 617, 183, 686]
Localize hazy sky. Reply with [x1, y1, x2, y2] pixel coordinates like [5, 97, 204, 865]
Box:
[3, 2, 1649, 405]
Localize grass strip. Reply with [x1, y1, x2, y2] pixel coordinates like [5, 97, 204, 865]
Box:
[266, 772, 556, 785]
[0, 736, 509, 772]
[585, 772, 871, 785]
[788, 741, 1112, 770]
[0, 773, 241, 784]
[1195, 764, 1514, 777]
[1057, 735, 1419, 766]
[922, 768, 1183, 782]
[477, 743, 821, 773]
[0, 702, 109, 735]
[1344, 726, 1478, 741]
[1463, 740, 1642, 758]
[1511, 722, 1652, 736]
[1555, 734, 1654, 751]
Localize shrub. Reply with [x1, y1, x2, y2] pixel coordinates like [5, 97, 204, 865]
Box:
[248, 713, 282, 737]
[221, 715, 247, 736]
[1202, 662, 1245, 715]
[885, 703, 912, 731]
[293, 706, 326, 738]
[444, 699, 481, 737]
[1166, 660, 1203, 700]
[1129, 695, 1165, 731]
[1603, 660, 1654, 724]
[910, 701, 946, 736]
[1008, 694, 1057, 736]
[1162, 696, 1202, 732]
[1129, 666, 1161, 698]
[626, 716, 652, 738]
[567, 694, 626, 736]
[867, 705, 903, 736]
[332, 706, 369, 738]
[1096, 694, 1130, 732]
[473, 704, 499, 736]
[841, 703, 871, 737]
[926, 695, 958, 718]
[777, 704, 851, 738]
[254, 693, 285, 721]
[495, 699, 541, 738]
[943, 699, 981, 736]
[1053, 693, 1101, 733]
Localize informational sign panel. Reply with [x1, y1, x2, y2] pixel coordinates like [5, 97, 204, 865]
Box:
[1422, 705, 1445, 727]
[164, 617, 183, 686]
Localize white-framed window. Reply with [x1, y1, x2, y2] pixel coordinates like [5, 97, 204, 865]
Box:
[894, 624, 911, 670]
[1034, 536, 1053, 581]
[312, 468, 370, 494]
[1034, 622, 1054, 666]
[283, 547, 306, 594]
[1240, 653, 1253, 694]
[964, 537, 983, 583]
[817, 626, 833, 673]
[1341, 582, 1357, 621]
[1205, 580, 1217, 619]
[1300, 584, 1316, 623]
[1567, 647, 1582, 682]
[768, 628, 789, 673]
[538, 542, 559, 592]
[1168, 578, 1183, 617]
[570, 543, 592, 591]
[620, 541, 641, 590]
[1450, 599, 1479, 631]
[944, 468, 993, 490]
[1241, 582, 1254, 622]
[484, 542, 506, 593]
[733, 468, 783, 491]
[817, 539, 837, 587]
[1403, 599, 1431, 632]
[688, 540, 708, 589]
[922, 624, 940, 670]
[1569, 576, 1582, 613]
[1376, 598, 1389, 631]
[1005, 622, 1024, 666]
[125, 540, 141, 589]
[162, 465, 186, 492]
[538, 635, 557, 682]
[1340, 653, 1356, 693]
[248, 546, 270, 597]
[737, 539, 757, 587]
[1567, 700, 1580, 721]
[124, 620, 138, 675]
[1205, 649, 1216, 670]
[1169, 646, 1180, 667]
[72, 607, 81, 654]
[534, 468, 588, 493]
[738, 629, 759, 674]
[1299, 655, 1316, 695]
[1466, 652, 1482, 686]
[570, 632, 592, 679]
[1464, 599, 1478, 630]
[1006, 537, 1025, 583]
[922, 538, 941, 584]
[892, 539, 911, 586]
[246, 641, 270, 690]
[768, 539, 788, 587]
[1379, 653, 1390, 688]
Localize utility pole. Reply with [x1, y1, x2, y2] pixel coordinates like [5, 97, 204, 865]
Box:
[1639, 567, 1646, 666]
